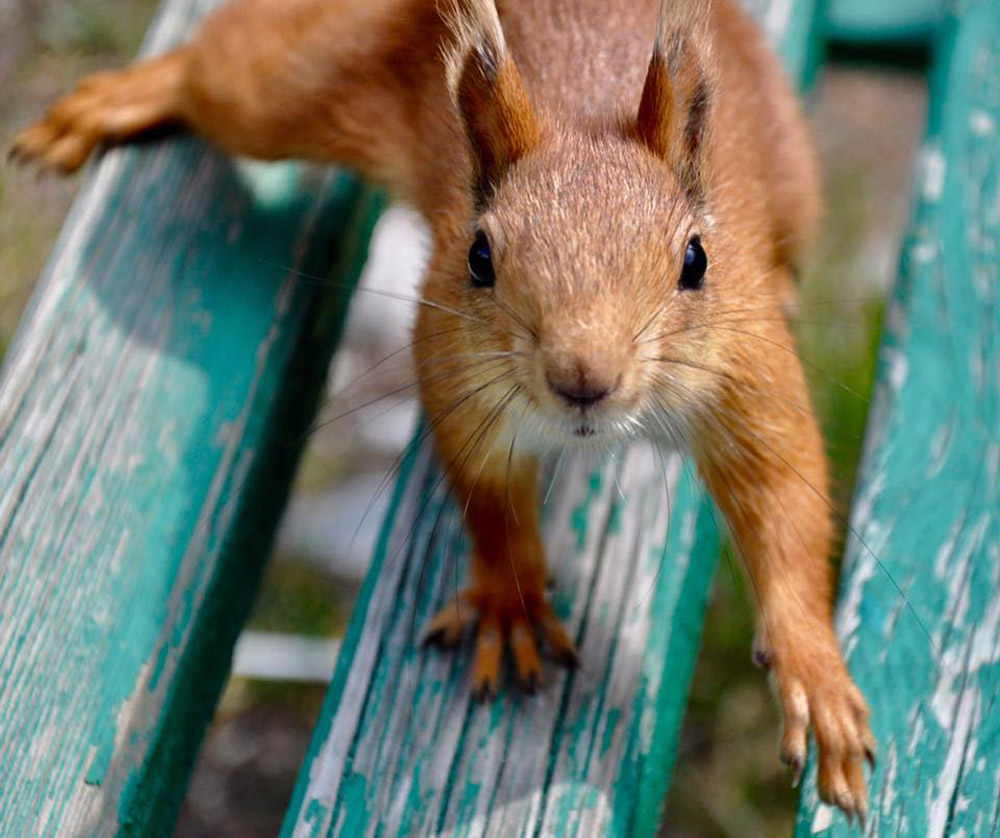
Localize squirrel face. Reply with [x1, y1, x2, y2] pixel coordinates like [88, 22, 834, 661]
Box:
[456, 129, 726, 449]
[431, 0, 727, 450]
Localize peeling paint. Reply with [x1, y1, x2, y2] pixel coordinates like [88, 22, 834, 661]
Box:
[0, 0, 375, 828]
[811, 804, 834, 833]
[796, 4, 1000, 836]
[920, 146, 947, 202]
[282, 444, 719, 837]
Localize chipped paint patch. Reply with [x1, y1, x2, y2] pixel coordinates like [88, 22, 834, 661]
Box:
[764, 0, 794, 40]
[929, 688, 979, 838]
[886, 348, 909, 393]
[969, 109, 996, 135]
[920, 146, 947, 202]
[811, 804, 834, 832]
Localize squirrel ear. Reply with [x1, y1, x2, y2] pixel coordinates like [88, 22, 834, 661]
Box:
[636, 0, 715, 203]
[444, 0, 540, 206]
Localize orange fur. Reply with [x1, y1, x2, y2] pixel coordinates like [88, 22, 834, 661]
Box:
[10, 0, 871, 820]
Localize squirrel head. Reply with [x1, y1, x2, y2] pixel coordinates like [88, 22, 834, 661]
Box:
[440, 0, 733, 448]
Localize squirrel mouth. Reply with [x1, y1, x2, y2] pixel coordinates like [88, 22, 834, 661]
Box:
[573, 424, 596, 438]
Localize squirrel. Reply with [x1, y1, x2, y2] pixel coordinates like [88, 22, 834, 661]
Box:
[10, 0, 876, 822]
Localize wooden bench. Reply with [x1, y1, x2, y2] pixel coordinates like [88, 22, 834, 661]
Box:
[0, 0, 997, 835]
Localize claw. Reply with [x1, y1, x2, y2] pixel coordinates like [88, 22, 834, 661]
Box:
[856, 802, 868, 831]
[551, 643, 580, 670]
[421, 626, 451, 649]
[520, 671, 539, 695]
[425, 583, 577, 701]
[864, 745, 876, 771]
[836, 792, 855, 825]
[863, 732, 878, 770]
[781, 750, 805, 788]
[423, 597, 474, 651]
[472, 681, 495, 703]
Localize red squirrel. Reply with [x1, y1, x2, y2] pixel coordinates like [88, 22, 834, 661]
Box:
[10, 0, 876, 821]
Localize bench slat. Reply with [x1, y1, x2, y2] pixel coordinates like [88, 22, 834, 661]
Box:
[795, 2, 1000, 834]
[825, 0, 944, 51]
[0, 1, 378, 833]
[283, 446, 718, 838]
[280, 3, 822, 835]
[744, 0, 824, 87]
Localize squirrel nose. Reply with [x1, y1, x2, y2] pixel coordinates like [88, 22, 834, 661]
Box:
[545, 361, 619, 409]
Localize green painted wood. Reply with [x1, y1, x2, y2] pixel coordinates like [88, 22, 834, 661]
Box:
[745, 0, 826, 89]
[0, 0, 381, 834]
[283, 445, 720, 838]
[825, 0, 944, 50]
[280, 2, 824, 836]
[795, 1, 1000, 834]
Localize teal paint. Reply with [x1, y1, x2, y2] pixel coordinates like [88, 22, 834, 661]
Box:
[826, 0, 944, 49]
[622, 485, 722, 836]
[607, 499, 624, 536]
[0, 0, 844, 834]
[599, 709, 621, 759]
[280, 442, 724, 837]
[338, 773, 373, 836]
[304, 800, 329, 838]
[794, 2, 1000, 834]
[0, 1, 382, 833]
[571, 467, 603, 553]
[779, 0, 826, 90]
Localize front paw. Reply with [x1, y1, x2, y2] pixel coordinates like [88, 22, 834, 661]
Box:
[10, 75, 118, 174]
[774, 648, 876, 824]
[423, 585, 578, 700]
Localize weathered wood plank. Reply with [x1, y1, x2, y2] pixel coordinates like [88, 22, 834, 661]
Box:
[795, 2, 1000, 834]
[280, 3, 823, 835]
[0, 0, 380, 834]
[282, 445, 719, 838]
[745, 0, 824, 87]
[825, 0, 944, 51]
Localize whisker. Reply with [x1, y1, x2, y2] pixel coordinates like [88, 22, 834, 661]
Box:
[257, 257, 491, 327]
[708, 405, 947, 670]
[493, 295, 538, 343]
[646, 356, 819, 422]
[668, 417, 778, 661]
[330, 324, 465, 396]
[633, 301, 670, 343]
[380, 380, 521, 590]
[658, 368, 944, 670]
[504, 431, 529, 619]
[348, 368, 520, 548]
[628, 438, 674, 617]
[406, 385, 522, 652]
[690, 324, 870, 405]
[308, 356, 514, 438]
[544, 446, 567, 506]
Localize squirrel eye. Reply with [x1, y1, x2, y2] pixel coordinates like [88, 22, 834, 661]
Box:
[679, 236, 707, 291]
[468, 230, 495, 288]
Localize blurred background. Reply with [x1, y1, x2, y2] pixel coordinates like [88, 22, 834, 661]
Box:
[0, 1, 926, 836]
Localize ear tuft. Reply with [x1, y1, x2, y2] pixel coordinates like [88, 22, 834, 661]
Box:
[442, 0, 540, 206]
[636, 0, 716, 203]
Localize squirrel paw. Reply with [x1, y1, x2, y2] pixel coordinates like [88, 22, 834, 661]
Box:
[774, 650, 876, 826]
[423, 589, 578, 699]
[9, 57, 181, 174]
[10, 73, 126, 174]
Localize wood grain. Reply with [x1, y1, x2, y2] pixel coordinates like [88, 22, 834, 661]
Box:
[795, 2, 1000, 834]
[0, 0, 379, 834]
[281, 444, 719, 838]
